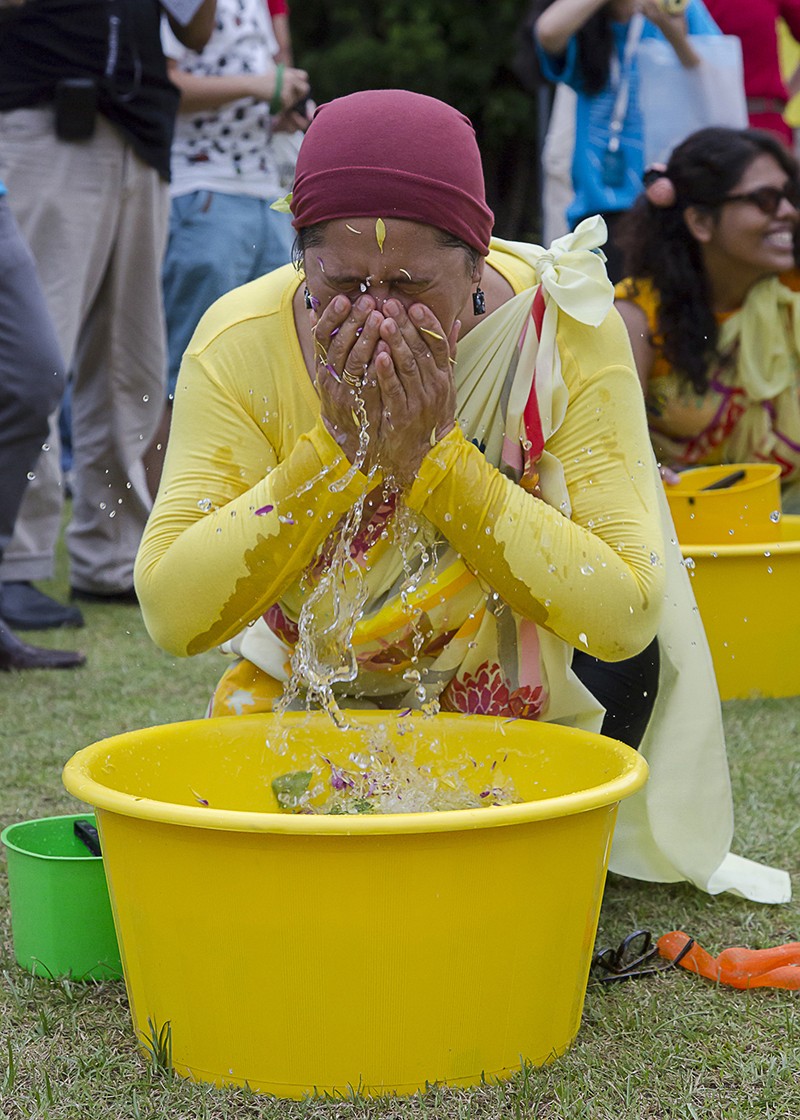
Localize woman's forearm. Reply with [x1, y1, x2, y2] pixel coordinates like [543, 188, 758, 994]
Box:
[534, 0, 609, 55]
[405, 365, 666, 662]
[135, 355, 371, 657]
[167, 63, 277, 114]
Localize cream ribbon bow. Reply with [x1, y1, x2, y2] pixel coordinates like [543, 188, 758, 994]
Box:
[495, 215, 615, 328]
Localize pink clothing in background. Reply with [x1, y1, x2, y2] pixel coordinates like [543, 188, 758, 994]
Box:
[267, 0, 288, 14]
[705, 0, 800, 144]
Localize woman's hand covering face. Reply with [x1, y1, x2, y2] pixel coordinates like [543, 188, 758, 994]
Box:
[312, 294, 459, 485]
[306, 219, 472, 484]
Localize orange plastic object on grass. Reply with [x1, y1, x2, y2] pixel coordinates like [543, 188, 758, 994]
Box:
[658, 931, 800, 990]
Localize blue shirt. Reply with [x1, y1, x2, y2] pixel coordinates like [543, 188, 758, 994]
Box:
[538, 2, 720, 226]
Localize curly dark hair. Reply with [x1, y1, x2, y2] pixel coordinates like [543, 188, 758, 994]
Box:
[617, 127, 799, 394]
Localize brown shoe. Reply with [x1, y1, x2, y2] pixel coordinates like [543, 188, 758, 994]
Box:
[0, 618, 85, 671]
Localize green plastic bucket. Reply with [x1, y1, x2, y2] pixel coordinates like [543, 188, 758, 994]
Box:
[1, 813, 122, 980]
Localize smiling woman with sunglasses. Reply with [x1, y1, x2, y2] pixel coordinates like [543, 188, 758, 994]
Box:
[615, 126, 800, 510]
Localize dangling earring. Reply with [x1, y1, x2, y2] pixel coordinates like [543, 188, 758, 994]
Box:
[304, 286, 314, 310]
[472, 286, 486, 316]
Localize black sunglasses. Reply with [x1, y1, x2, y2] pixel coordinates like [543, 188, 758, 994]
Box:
[721, 181, 800, 217]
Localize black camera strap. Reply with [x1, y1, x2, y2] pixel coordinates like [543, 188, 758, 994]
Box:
[105, 0, 142, 102]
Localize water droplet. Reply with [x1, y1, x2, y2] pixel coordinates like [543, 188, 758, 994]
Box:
[547, 564, 557, 574]
[197, 498, 213, 512]
[683, 557, 695, 570]
[770, 510, 781, 523]
[767, 566, 773, 574]
[764, 550, 771, 558]
[443, 512, 452, 522]
[578, 632, 588, 646]
[42, 443, 50, 452]
[649, 552, 660, 566]
[580, 565, 594, 576]
[142, 394, 149, 402]
[26, 471, 35, 480]
[109, 510, 116, 518]
[99, 502, 107, 510]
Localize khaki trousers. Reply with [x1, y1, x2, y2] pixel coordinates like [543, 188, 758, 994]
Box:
[0, 108, 168, 592]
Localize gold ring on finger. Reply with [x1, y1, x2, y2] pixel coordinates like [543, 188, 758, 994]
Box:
[342, 368, 362, 387]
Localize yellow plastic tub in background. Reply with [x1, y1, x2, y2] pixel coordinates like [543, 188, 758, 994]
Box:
[682, 515, 800, 700]
[665, 463, 782, 546]
[62, 711, 647, 1098]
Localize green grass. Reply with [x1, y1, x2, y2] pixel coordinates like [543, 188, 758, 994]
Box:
[1, 560, 798, 1118]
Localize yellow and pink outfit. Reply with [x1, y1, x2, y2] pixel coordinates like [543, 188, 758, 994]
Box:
[136, 221, 789, 903]
[616, 273, 800, 510]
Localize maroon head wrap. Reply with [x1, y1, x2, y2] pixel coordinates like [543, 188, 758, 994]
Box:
[290, 89, 494, 255]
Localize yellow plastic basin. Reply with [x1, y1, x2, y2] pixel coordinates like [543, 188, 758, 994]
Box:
[683, 515, 800, 699]
[665, 463, 782, 545]
[62, 711, 647, 1098]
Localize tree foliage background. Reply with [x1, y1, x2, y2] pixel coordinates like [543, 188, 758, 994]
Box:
[289, 1, 545, 242]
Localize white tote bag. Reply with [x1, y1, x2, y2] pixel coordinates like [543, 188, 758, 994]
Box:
[637, 35, 749, 166]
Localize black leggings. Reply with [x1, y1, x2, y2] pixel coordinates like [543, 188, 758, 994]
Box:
[571, 638, 660, 750]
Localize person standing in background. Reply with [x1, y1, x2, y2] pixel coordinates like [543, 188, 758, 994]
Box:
[705, 0, 800, 147]
[0, 186, 85, 669]
[534, 0, 719, 281]
[144, 0, 309, 495]
[0, 0, 215, 630]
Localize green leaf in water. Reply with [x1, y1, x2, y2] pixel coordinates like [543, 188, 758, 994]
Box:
[272, 770, 312, 809]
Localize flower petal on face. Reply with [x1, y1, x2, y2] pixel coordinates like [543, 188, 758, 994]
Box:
[345, 224, 362, 235]
[376, 218, 386, 253]
[255, 504, 274, 516]
[400, 268, 412, 280]
[420, 327, 443, 340]
[270, 192, 293, 213]
[317, 257, 325, 273]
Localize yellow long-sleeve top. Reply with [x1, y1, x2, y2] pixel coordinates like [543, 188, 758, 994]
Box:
[136, 245, 665, 674]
